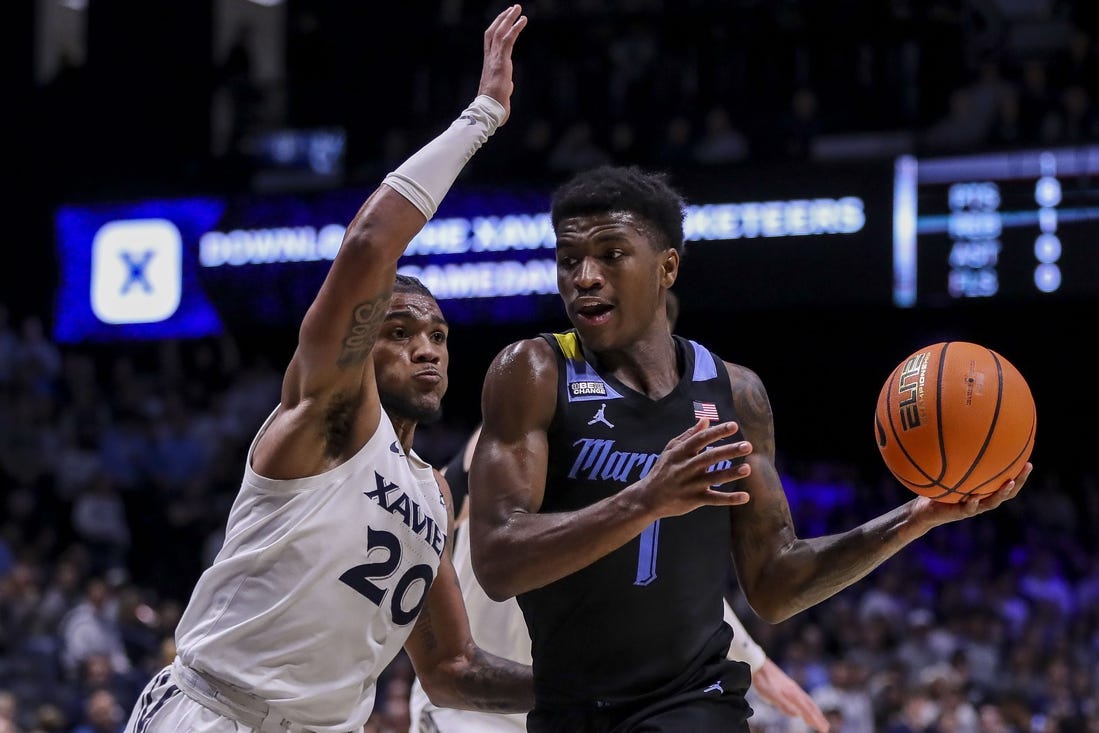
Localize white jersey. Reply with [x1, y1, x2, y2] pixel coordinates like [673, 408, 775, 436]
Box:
[409, 521, 529, 733]
[175, 407, 448, 733]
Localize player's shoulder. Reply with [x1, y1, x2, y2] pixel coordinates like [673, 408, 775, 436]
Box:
[482, 337, 559, 421]
[486, 336, 558, 377]
[678, 336, 761, 387]
[718, 357, 766, 393]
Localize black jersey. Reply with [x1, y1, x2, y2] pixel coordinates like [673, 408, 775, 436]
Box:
[518, 330, 745, 709]
[442, 441, 470, 517]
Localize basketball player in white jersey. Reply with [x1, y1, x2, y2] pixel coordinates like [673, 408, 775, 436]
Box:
[123, 7, 533, 733]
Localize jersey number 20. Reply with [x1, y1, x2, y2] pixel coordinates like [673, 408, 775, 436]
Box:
[340, 527, 434, 625]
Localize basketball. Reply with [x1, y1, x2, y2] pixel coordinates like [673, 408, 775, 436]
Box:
[874, 341, 1036, 503]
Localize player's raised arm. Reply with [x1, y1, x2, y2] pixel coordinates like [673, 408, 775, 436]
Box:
[252, 5, 526, 479]
[292, 4, 525, 403]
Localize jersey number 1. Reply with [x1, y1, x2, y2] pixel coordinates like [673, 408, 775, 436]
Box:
[634, 519, 660, 586]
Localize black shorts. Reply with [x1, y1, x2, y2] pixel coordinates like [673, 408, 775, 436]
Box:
[527, 658, 752, 733]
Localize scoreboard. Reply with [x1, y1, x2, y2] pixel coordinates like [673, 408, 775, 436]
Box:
[51, 147, 1099, 344]
[892, 145, 1099, 307]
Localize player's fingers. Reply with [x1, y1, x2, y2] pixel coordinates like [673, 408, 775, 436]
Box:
[487, 5, 522, 44]
[682, 420, 741, 453]
[687, 442, 751, 476]
[1011, 461, 1033, 488]
[487, 4, 517, 33]
[698, 459, 751, 487]
[666, 417, 711, 448]
[703, 488, 750, 505]
[501, 8, 528, 43]
[793, 694, 830, 732]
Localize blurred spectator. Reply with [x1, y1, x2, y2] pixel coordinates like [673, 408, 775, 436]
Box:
[693, 106, 750, 165]
[546, 121, 612, 174]
[33, 557, 83, 641]
[778, 87, 821, 161]
[58, 579, 130, 682]
[656, 115, 694, 167]
[886, 691, 940, 733]
[0, 690, 22, 733]
[70, 477, 129, 577]
[812, 659, 875, 733]
[12, 317, 61, 395]
[896, 609, 955, 684]
[0, 305, 17, 388]
[1015, 59, 1061, 144]
[1018, 548, 1075, 619]
[70, 688, 124, 733]
[145, 392, 213, 493]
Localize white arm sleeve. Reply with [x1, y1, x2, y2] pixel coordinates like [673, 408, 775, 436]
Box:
[724, 598, 766, 673]
[382, 95, 506, 220]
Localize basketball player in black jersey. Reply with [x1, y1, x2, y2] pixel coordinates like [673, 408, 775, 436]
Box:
[468, 165, 1033, 733]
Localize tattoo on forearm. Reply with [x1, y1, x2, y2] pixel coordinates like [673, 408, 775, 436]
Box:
[457, 648, 534, 713]
[337, 294, 390, 367]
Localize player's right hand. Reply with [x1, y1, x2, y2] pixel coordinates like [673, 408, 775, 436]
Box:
[635, 419, 752, 518]
[478, 5, 527, 125]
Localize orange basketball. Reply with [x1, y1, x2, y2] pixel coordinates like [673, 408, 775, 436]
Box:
[874, 341, 1036, 503]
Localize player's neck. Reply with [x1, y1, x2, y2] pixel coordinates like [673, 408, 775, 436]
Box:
[588, 331, 679, 400]
[389, 415, 417, 455]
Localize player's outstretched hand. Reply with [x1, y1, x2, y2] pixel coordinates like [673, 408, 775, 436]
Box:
[636, 419, 752, 518]
[478, 5, 527, 125]
[910, 461, 1032, 528]
[751, 659, 830, 733]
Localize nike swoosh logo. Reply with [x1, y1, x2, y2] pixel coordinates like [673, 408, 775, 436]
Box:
[458, 114, 476, 126]
[390, 441, 403, 456]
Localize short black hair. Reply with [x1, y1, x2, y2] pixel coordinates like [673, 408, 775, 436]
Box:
[393, 273, 435, 299]
[550, 165, 687, 254]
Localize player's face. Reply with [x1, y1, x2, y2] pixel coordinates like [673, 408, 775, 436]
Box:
[373, 292, 449, 424]
[555, 211, 677, 351]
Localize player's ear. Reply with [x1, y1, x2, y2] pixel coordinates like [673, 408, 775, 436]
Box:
[660, 248, 679, 287]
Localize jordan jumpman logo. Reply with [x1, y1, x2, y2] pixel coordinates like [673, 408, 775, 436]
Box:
[587, 403, 614, 428]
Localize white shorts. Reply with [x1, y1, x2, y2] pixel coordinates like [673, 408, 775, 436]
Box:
[125, 665, 245, 733]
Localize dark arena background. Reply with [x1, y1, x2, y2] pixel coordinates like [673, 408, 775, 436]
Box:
[5, 2, 1099, 732]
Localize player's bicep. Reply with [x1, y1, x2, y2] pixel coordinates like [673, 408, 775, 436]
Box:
[726, 362, 776, 459]
[725, 363, 797, 583]
[470, 340, 557, 525]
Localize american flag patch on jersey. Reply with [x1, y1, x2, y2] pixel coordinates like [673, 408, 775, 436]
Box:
[693, 401, 719, 421]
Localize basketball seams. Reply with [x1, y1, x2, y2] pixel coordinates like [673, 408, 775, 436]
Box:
[933, 343, 949, 484]
[883, 345, 943, 486]
[962, 395, 1036, 497]
[944, 348, 1004, 494]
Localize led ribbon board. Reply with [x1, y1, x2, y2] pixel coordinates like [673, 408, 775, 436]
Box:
[893, 145, 1099, 307]
[54, 179, 878, 343]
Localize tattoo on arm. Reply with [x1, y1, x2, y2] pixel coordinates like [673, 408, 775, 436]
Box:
[410, 596, 440, 655]
[337, 293, 390, 367]
[455, 647, 534, 713]
[732, 368, 776, 457]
